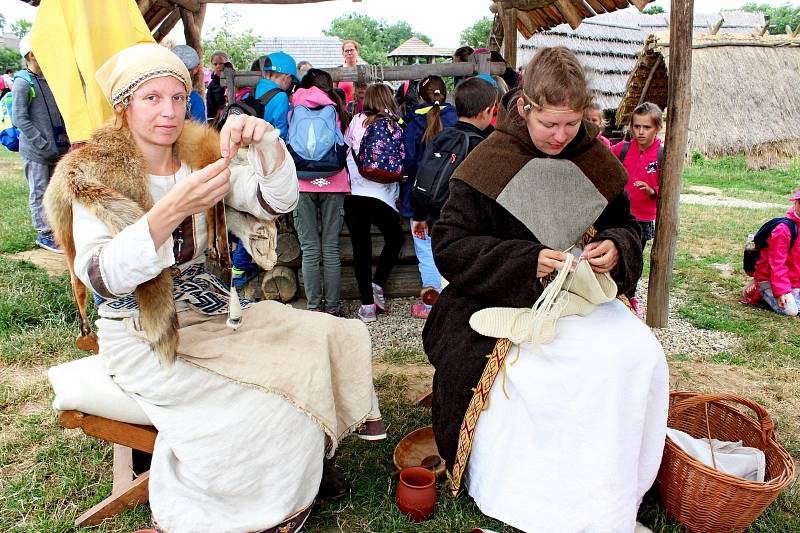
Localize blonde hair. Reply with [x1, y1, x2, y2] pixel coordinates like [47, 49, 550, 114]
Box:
[521, 47, 592, 112]
[584, 102, 607, 128]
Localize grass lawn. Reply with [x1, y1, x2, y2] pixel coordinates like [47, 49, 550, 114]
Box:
[1, 153, 799, 532]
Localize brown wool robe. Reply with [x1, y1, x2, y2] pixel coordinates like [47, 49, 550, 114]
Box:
[422, 88, 644, 470]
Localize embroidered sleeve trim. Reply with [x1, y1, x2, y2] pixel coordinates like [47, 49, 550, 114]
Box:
[88, 248, 116, 299]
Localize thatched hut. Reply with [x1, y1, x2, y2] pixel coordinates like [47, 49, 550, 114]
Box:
[617, 32, 800, 169]
[387, 37, 453, 65]
[517, 10, 764, 113]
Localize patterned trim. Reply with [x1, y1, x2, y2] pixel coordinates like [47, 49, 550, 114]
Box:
[94, 262, 253, 314]
[111, 68, 187, 105]
[88, 249, 115, 298]
[449, 338, 513, 496]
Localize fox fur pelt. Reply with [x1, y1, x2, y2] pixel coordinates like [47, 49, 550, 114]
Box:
[45, 121, 229, 366]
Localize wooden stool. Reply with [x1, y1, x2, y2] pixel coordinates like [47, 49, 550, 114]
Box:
[48, 356, 157, 526]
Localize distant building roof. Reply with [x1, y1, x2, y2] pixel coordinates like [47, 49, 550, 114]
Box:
[254, 36, 366, 68]
[387, 37, 453, 58]
[517, 9, 765, 111]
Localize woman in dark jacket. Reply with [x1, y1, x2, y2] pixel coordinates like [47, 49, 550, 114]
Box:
[423, 47, 668, 533]
[206, 50, 229, 120]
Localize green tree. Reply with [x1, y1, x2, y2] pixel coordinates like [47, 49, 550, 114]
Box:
[460, 16, 492, 49]
[643, 5, 665, 14]
[10, 19, 32, 39]
[324, 13, 432, 65]
[741, 2, 800, 34]
[0, 46, 21, 71]
[201, 8, 260, 69]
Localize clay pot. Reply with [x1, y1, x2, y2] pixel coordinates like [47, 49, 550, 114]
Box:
[396, 466, 437, 522]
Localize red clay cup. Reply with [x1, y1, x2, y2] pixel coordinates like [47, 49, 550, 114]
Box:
[396, 466, 437, 522]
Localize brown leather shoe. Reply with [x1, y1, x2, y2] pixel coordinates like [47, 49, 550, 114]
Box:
[318, 458, 350, 500]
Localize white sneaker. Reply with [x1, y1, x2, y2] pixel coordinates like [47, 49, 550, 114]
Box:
[371, 283, 389, 313]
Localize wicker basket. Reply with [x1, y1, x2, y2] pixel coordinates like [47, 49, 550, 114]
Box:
[657, 391, 796, 533]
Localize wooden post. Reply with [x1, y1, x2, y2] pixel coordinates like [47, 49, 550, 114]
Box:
[180, 7, 204, 95]
[502, 5, 518, 68]
[646, 0, 694, 328]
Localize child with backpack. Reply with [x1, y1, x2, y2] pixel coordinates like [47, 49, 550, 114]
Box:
[288, 68, 350, 314]
[611, 102, 663, 316]
[742, 190, 800, 315]
[230, 51, 299, 287]
[411, 76, 496, 237]
[403, 75, 457, 319]
[344, 83, 406, 323]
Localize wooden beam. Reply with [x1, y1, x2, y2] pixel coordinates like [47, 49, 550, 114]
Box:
[630, 0, 649, 11]
[555, 0, 584, 29]
[172, 0, 199, 10]
[490, 12, 504, 53]
[153, 8, 181, 42]
[786, 24, 800, 38]
[137, 0, 155, 16]
[646, 0, 693, 328]
[502, 6, 518, 68]
[708, 18, 723, 35]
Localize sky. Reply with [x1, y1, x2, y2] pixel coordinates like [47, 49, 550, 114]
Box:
[1, 0, 797, 49]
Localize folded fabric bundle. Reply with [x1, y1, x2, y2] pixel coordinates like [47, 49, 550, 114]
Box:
[667, 427, 766, 482]
[469, 255, 618, 344]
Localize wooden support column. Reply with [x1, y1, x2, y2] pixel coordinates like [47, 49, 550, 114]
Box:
[153, 8, 181, 42]
[646, 0, 694, 328]
[501, 5, 518, 68]
[180, 7, 204, 94]
[555, 0, 584, 29]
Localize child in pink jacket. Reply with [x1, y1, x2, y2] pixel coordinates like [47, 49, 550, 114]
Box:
[752, 190, 800, 316]
[611, 102, 663, 315]
[290, 69, 350, 315]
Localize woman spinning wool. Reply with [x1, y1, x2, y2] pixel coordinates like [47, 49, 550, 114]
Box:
[45, 44, 378, 532]
[422, 47, 669, 532]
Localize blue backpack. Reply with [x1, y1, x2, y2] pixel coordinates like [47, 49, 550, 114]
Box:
[286, 103, 347, 180]
[0, 70, 34, 152]
[356, 117, 405, 183]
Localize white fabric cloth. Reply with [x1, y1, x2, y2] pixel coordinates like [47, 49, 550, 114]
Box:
[666, 428, 766, 482]
[100, 317, 323, 533]
[344, 112, 400, 211]
[68, 140, 324, 532]
[466, 299, 669, 533]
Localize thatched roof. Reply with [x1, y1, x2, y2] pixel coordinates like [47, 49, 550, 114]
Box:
[387, 37, 452, 59]
[617, 32, 800, 169]
[518, 10, 764, 112]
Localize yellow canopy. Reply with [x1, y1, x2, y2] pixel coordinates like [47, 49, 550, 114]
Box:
[30, 0, 154, 143]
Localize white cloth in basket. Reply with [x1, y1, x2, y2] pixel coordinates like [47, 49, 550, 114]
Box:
[667, 428, 766, 482]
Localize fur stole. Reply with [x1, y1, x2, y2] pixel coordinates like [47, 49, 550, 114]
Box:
[45, 121, 223, 366]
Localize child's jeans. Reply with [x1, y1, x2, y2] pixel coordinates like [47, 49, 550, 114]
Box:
[758, 282, 800, 316]
[293, 192, 345, 312]
[411, 220, 441, 310]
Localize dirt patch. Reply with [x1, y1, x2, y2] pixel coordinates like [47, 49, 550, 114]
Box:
[681, 193, 783, 210]
[687, 185, 723, 195]
[0, 364, 48, 388]
[669, 361, 800, 443]
[8, 249, 68, 277]
[374, 362, 433, 403]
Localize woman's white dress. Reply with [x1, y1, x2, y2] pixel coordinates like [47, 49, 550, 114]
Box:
[466, 299, 669, 533]
[72, 147, 324, 533]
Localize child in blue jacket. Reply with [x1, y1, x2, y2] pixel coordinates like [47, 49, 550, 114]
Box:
[232, 51, 298, 286]
[402, 76, 457, 319]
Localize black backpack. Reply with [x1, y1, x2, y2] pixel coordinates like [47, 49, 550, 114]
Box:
[743, 217, 798, 275]
[412, 128, 483, 216]
[213, 88, 282, 130]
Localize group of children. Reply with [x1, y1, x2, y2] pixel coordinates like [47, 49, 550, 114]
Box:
[216, 49, 502, 323]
